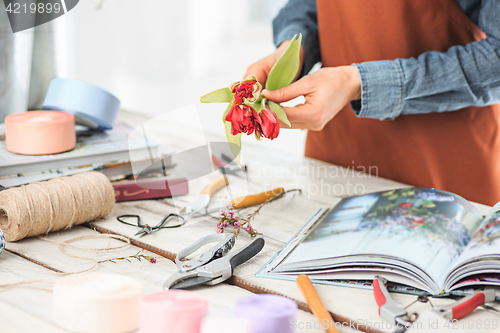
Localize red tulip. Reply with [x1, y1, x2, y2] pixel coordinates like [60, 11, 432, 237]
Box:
[230, 76, 262, 105]
[256, 108, 280, 140]
[398, 202, 413, 208]
[225, 104, 261, 136]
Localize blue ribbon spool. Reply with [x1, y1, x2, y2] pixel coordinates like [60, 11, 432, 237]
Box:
[0, 229, 5, 256]
[43, 78, 120, 130]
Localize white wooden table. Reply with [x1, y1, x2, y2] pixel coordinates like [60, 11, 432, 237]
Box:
[1, 109, 498, 333]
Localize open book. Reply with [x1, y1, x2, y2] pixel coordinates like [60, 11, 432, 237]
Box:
[257, 188, 500, 296]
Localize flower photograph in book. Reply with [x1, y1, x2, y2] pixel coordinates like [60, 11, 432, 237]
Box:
[200, 34, 302, 164]
[469, 212, 500, 249]
[359, 188, 471, 256]
[305, 188, 473, 257]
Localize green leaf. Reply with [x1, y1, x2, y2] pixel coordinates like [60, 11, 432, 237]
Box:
[253, 102, 262, 114]
[224, 120, 242, 166]
[266, 34, 302, 91]
[200, 88, 234, 103]
[222, 104, 231, 122]
[268, 101, 291, 127]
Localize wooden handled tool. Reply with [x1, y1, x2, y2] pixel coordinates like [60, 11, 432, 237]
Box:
[296, 274, 339, 333]
[200, 176, 228, 196]
[230, 188, 285, 208]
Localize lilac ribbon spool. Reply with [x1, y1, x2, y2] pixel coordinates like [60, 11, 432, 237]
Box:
[235, 294, 298, 333]
[0, 228, 5, 256]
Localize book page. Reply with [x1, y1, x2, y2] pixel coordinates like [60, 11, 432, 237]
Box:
[278, 188, 482, 288]
[452, 205, 500, 269]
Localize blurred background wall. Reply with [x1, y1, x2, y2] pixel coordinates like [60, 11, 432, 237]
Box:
[4, 0, 308, 156]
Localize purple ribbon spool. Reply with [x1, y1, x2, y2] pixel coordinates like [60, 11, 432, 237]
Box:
[235, 294, 298, 333]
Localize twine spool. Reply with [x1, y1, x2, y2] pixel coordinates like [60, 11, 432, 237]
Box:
[0, 172, 115, 242]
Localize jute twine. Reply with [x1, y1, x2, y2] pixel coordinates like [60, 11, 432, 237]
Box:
[0, 172, 115, 242]
[0, 233, 132, 290]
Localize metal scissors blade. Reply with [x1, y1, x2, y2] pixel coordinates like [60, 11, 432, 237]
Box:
[169, 276, 217, 290]
[163, 271, 199, 290]
[134, 225, 152, 236]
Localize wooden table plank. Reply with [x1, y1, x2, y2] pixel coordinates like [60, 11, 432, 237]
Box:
[3, 226, 356, 333]
[104, 111, 500, 333]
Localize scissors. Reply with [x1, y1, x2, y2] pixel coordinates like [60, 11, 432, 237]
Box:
[117, 213, 185, 236]
[211, 154, 247, 178]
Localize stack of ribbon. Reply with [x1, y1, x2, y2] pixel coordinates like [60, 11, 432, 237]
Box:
[5, 78, 120, 156]
[49, 271, 299, 333]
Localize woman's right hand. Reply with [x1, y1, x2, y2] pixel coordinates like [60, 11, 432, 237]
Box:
[243, 40, 304, 86]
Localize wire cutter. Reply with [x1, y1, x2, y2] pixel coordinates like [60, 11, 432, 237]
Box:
[163, 233, 265, 290]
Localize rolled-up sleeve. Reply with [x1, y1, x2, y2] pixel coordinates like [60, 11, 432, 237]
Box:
[273, 0, 320, 77]
[351, 0, 500, 120]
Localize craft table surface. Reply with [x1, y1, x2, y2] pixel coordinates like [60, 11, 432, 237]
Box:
[1, 109, 497, 333]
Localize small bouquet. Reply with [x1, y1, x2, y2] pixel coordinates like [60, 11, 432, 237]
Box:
[200, 34, 302, 164]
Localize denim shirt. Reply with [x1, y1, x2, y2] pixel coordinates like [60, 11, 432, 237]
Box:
[273, 0, 500, 120]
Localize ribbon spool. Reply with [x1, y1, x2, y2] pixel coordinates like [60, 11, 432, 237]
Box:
[0, 229, 5, 256]
[139, 290, 208, 333]
[235, 294, 298, 333]
[201, 316, 252, 333]
[5, 111, 76, 155]
[53, 273, 144, 333]
[43, 78, 120, 130]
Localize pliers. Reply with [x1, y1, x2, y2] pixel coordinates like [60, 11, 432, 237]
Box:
[432, 287, 500, 320]
[163, 233, 265, 290]
[374, 276, 500, 332]
[373, 275, 418, 332]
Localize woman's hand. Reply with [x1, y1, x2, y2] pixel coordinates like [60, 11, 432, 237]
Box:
[244, 41, 304, 86]
[262, 66, 362, 131]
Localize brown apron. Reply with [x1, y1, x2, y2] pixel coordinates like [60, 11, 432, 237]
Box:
[306, 0, 500, 205]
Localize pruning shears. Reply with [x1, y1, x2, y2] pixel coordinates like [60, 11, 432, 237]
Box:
[163, 233, 265, 290]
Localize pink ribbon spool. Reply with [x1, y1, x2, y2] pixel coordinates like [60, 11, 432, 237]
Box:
[139, 290, 208, 333]
[5, 110, 76, 155]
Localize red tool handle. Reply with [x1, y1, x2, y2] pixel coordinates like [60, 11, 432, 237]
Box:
[211, 155, 227, 169]
[373, 278, 387, 310]
[451, 293, 486, 319]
